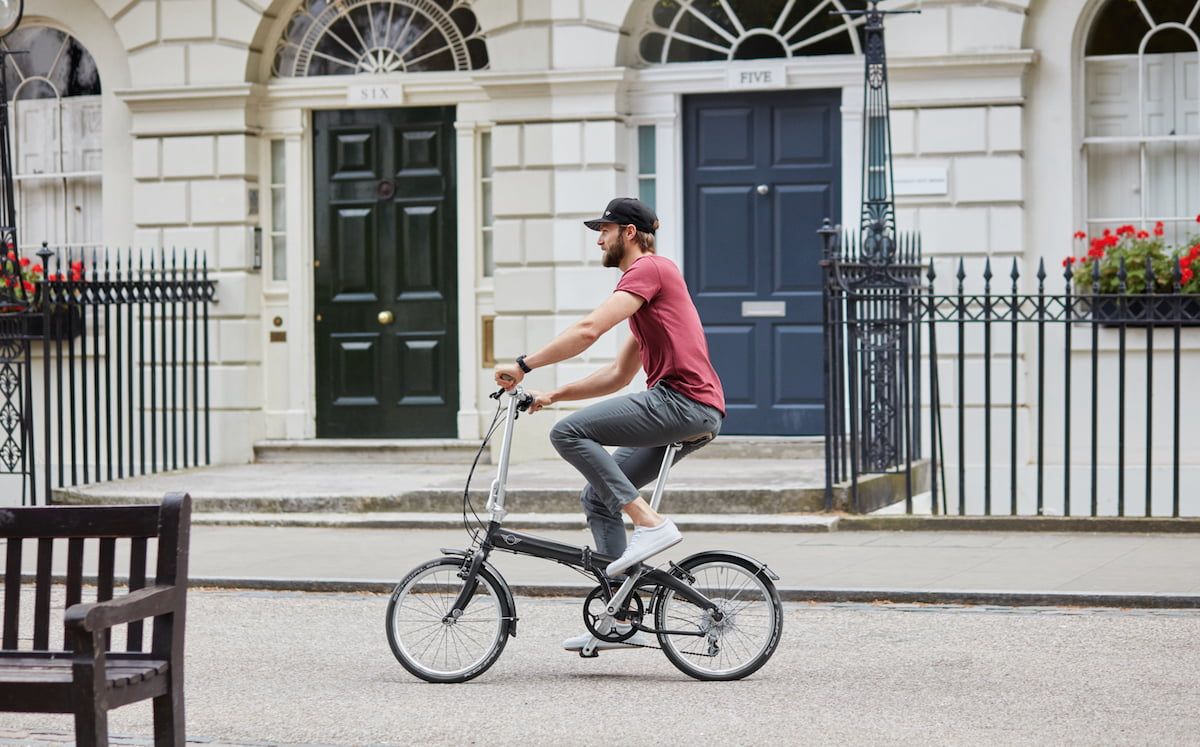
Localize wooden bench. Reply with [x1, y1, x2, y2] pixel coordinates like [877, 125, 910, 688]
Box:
[0, 492, 191, 746]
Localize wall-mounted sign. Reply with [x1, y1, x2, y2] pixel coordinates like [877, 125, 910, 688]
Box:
[726, 63, 788, 90]
[894, 166, 949, 196]
[348, 83, 404, 105]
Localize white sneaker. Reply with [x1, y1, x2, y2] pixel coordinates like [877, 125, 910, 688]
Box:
[605, 519, 683, 577]
[562, 630, 654, 652]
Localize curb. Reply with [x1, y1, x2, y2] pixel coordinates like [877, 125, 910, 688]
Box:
[839, 515, 1200, 533]
[190, 512, 839, 533]
[186, 576, 1200, 609]
[184, 512, 1200, 534]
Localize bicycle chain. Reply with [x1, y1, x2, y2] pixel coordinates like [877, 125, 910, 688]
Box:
[596, 631, 718, 659]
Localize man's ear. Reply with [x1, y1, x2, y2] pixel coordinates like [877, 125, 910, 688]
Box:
[624, 224, 638, 240]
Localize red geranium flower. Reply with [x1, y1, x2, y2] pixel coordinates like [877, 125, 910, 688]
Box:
[18, 257, 28, 267]
[1155, 221, 1165, 236]
[70, 260, 83, 272]
[21, 281, 34, 293]
[1073, 231, 1087, 240]
[1103, 228, 1113, 237]
[70, 271, 81, 282]
[1137, 230, 1149, 239]
[1184, 267, 1196, 283]
[30, 264, 42, 274]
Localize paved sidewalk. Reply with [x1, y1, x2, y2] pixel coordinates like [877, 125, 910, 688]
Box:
[19, 525, 1200, 600]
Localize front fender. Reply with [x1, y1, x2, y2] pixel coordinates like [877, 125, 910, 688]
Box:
[439, 548, 519, 638]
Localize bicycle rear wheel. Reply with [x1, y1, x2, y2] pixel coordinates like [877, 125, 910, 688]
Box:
[652, 552, 783, 681]
[386, 556, 511, 683]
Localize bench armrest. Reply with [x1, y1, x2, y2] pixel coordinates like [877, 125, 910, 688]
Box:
[64, 584, 182, 633]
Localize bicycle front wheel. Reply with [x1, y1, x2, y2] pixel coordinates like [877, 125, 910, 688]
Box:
[386, 556, 511, 683]
[653, 552, 783, 681]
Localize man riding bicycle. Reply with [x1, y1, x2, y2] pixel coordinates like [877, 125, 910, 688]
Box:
[493, 197, 726, 652]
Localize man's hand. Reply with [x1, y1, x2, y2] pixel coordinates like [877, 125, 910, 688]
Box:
[494, 363, 524, 390]
[526, 391, 555, 414]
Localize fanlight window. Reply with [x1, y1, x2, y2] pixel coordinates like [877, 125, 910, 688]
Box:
[638, 0, 867, 65]
[273, 0, 487, 77]
[1083, 0, 1200, 244]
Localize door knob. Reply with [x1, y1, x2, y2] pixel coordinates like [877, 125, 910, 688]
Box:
[377, 310, 395, 325]
[756, 184, 770, 195]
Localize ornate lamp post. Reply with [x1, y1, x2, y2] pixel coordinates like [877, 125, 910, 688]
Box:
[0, 0, 24, 307]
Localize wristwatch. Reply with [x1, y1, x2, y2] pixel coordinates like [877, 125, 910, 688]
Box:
[516, 354, 532, 374]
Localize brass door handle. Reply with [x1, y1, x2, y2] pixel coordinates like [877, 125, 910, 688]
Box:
[377, 310, 395, 325]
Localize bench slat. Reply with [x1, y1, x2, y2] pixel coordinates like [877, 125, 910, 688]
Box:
[32, 539, 52, 650]
[63, 538, 84, 647]
[127, 537, 147, 652]
[0, 658, 167, 687]
[98, 538, 115, 651]
[0, 506, 159, 539]
[2, 539, 20, 649]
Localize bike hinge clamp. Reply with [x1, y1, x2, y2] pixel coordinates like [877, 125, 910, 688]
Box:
[668, 560, 695, 585]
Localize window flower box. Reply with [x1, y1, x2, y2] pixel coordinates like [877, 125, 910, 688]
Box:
[1067, 221, 1200, 326]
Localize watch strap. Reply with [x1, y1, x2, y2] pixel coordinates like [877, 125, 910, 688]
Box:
[516, 355, 532, 374]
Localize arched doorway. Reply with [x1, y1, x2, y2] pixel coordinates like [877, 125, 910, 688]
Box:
[270, 0, 488, 438]
[630, 1, 863, 436]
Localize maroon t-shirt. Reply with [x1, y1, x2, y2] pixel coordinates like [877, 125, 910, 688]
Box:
[614, 255, 726, 415]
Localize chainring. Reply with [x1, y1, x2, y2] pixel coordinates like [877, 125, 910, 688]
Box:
[582, 585, 644, 642]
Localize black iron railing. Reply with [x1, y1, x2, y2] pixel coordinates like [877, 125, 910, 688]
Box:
[824, 236, 1199, 518]
[821, 222, 926, 513]
[0, 245, 216, 505]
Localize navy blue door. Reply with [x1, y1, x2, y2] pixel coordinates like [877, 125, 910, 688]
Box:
[683, 89, 840, 436]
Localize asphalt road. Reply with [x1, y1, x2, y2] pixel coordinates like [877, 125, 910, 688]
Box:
[3, 590, 1199, 745]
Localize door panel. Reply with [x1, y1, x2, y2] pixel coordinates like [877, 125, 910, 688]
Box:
[685, 90, 840, 435]
[314, 107, 458, 438]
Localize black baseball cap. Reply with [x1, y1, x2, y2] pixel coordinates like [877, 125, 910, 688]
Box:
[583, 197, 658, 234]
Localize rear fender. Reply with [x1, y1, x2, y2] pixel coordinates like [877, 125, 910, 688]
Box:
[674, 550, 781, 582]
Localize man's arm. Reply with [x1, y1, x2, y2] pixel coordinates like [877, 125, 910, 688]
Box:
[524, 291, 643, 370]
[539, 334, 641, 407]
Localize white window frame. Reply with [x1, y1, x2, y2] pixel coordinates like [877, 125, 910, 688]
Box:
[478, 128, 494, 280]
[267, 138, 288, 283]
[1082, 2, 1200, 235]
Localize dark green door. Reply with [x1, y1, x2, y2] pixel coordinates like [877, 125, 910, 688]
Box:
[314, 107, 458, 438]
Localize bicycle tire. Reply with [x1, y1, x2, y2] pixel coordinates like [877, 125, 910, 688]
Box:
[386, 556, 512, 683]
[651, 552, 783, 681]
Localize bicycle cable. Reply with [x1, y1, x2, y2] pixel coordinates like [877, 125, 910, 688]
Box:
[462, 395, 506, 545]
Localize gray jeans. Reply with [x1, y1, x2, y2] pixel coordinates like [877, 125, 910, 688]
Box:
[548, 382, 723, 557]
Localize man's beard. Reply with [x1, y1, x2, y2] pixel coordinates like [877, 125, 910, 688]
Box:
[602, 234, 626, 268]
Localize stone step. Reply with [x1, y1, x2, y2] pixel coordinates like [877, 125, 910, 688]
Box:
[253, 439, 490, 464]
[55, 485, 829, 514]
[252, 436, 826, 464]
[689, 436, 826, 460]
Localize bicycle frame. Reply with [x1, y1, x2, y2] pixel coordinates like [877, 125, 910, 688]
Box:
[444, 387, 719, 627]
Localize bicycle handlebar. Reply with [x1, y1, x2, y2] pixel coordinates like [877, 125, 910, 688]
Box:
[490, 384, 535, 412]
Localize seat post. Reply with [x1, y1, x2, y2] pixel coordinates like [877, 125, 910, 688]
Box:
[648, 443, 683, 512]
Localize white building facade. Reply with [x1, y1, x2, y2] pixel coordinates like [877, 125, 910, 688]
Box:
[8, 0, 1199, 511]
